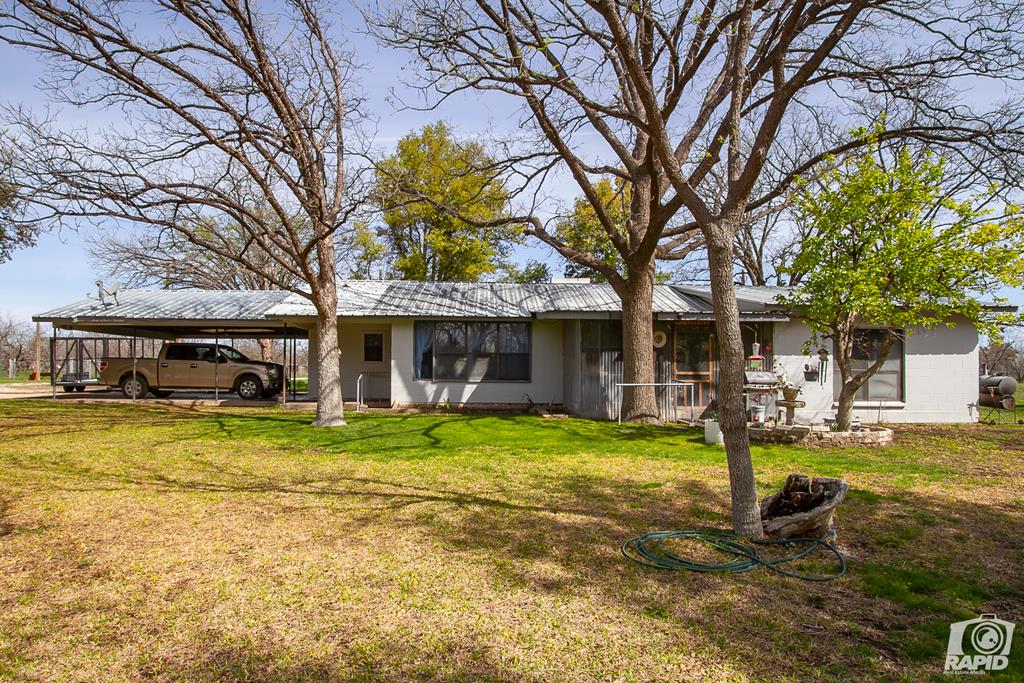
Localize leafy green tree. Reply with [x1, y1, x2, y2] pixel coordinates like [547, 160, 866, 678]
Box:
[555, 179, 627, 282]
[555, 179, 676, 284]
[500, 260, 550, 283]
[782, 145, 1024, 430]
[346, 222, 389, 280]
[376, 123, 518, 281]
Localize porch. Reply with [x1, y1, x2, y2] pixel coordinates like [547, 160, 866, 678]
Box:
[563, 318, 779, 422]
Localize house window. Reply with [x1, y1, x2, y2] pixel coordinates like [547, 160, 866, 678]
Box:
[363, 333, 384, 362]
[414, 321, 531, 382]
[851, 329, 904, 401]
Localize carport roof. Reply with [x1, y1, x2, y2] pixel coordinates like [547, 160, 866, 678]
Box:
[36, 289, 294, 323]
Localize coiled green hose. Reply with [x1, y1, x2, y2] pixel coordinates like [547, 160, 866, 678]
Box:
[621, 529, 846, 581]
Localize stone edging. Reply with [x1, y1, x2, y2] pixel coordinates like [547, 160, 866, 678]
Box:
[748, 424, 893, 447]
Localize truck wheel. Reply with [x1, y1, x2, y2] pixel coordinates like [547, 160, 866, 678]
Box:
[61, 385, 75, 393]
[74, 386, 86, 393]
[121, 374, 149, 399]
[151, 390, 173, 398]
[236, 375, 263, 401]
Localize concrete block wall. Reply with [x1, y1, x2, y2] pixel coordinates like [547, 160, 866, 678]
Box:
[389, 318, 565, 407]
[772, 317, 979, 424]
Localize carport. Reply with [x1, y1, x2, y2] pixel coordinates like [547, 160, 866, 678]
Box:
[33, 289, 311, 403]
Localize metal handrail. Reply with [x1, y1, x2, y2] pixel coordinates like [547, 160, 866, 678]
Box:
[615, 382, 695, 424]
[355, 373, 363, 412]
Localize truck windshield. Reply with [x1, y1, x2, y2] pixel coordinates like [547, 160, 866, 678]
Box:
[219, 347, 249, 362]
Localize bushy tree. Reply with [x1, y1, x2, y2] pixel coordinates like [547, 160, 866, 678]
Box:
[1, 0, 362, 427]
[782, 144, 1024, 430]
[500, 260, 550, 284]
[375, 123, 517, 282]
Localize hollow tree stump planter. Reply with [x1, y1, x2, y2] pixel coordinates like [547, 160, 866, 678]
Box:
[760, 474, 849, 539]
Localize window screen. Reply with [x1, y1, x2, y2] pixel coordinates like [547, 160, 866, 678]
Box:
[850, 329, 903, 401]
[414, 321, 531, 382]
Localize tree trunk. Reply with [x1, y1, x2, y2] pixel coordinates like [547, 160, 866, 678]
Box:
[310, 237, 346, 428]
[257, 338, 275, 363]
[706, 226, 763, 538]
[619, 261, 660, 423]
[835, 381, 858, 431]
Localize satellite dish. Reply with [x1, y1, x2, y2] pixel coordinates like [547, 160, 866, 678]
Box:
[108, 283, 122, 295]
[653, 330, 668, 349]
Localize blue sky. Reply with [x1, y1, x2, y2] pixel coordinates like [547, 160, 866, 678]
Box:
[1, 4, 1022, 323]
[0, 7, 561, 321]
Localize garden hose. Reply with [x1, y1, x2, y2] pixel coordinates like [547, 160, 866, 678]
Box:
[621, 528, 846, 582]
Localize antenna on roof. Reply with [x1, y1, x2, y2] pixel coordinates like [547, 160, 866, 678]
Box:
[87, 280, 122, 307]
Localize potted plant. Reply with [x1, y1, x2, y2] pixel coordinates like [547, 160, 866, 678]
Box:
[703, 407, 724, 445]
[803, 362, 819, 382]
[774, 361, 800, 401]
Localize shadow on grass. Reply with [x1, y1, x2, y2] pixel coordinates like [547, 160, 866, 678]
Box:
[11, 444, 1024, 678]
[141, 634, 546, 683]
[3, 402, 1022, 678]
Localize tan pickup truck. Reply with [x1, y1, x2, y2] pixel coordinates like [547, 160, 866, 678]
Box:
[99, 342, 283, 400]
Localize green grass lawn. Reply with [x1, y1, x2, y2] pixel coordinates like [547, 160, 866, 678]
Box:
[0, 373, 41, 384]
[0, 401, 1021, 681]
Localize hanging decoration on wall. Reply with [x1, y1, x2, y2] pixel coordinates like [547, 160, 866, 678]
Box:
[816, 347, 830, 386]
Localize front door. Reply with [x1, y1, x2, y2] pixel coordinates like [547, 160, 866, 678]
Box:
[673, 324, 714, 408]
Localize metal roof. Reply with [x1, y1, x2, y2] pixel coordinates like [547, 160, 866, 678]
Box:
[35, 289, 294, 323]
[268, 281, 731, 318]
[39, 283, 1014, 329]
[34, 282, 788, 326]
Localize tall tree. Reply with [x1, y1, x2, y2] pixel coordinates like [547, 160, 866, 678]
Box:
[1, 0, 363, 426]
[375, 123, 517, 281]
[555, 179, 685, 283]
[0, 313, 32, 372]
[782, 145, 1024, 430]
[370, 0, 1024, 535]
[346, 221, 389, 280]
[86, 217, 303, 361]
[0, 139, 30, 262]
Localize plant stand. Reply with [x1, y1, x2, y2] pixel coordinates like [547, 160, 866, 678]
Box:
[775, 399, 805, 426]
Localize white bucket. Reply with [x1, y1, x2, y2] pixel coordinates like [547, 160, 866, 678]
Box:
[750, 405, 766, 424]
[704, 420, 724, 445]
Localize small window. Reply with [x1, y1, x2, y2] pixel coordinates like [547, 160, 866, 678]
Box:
[363, 333, 384, 362]
[850, 329, 903, 401]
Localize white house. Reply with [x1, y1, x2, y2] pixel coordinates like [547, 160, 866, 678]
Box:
[36, 281, 1005, 423]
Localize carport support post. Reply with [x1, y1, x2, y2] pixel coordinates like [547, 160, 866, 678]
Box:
[214, 331, 219, 402]
[131, 328, 137, 404]
[49, 330, 56, 399]
[280, 324, 288, 407]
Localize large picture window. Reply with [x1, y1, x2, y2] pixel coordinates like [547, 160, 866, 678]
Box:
[851, 329, 904, 401]
[414, 321, 531, 382]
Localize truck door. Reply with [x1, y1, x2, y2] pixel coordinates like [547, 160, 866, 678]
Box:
[191, 345, 231, 389]
[161, 344, 199, 387]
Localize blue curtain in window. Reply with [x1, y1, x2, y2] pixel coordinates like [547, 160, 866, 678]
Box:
[414, 321, 434, 379]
